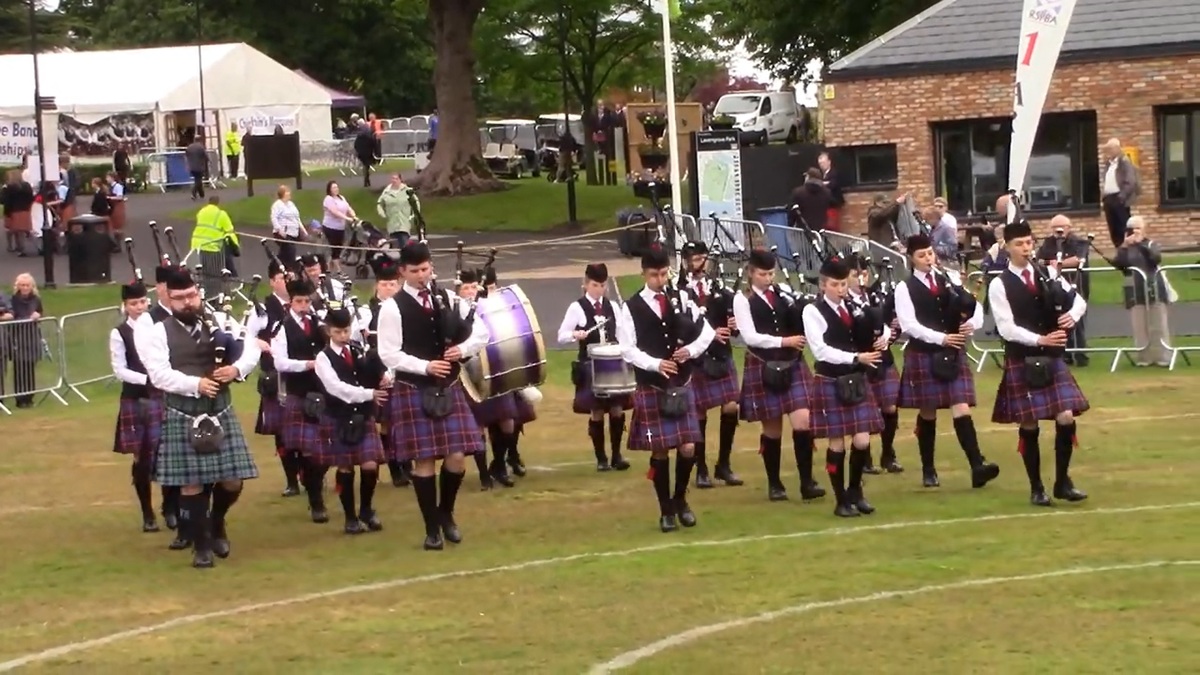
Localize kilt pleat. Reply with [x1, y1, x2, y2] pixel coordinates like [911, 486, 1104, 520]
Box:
[319, 415, 386, 468]
[897, 348, 976, 410]
[281, 394, 333, 457]
[738, 356, 813, 422]
[692, 358, 740, 412]
[112, 397, 163, 469]
[254, 395, 284, 435]
[870, 365, 901, 410]
[388, 381, 483, 460]
[469, 392, 520, 427]
[627, 386, 702, 451]
[514, 393, 537, 425]
[991, 356, 1090, 424]
[154, 406, 259, 486]
[572, 361, 634, 414]
[809, 376, 885, 439]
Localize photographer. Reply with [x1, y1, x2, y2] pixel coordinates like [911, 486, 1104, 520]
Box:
[1114, 216, 1171, 367]
[1037, 215, 1091, 365]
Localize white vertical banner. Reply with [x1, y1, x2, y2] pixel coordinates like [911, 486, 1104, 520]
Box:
[658, 0, 683, 216]
[1008, 0, 1077, 196]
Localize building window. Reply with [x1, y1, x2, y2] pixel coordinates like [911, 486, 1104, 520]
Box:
[932, 112, 1099, 214]
[1157, 106, 1200, 204]
[826, 144, 898, 187]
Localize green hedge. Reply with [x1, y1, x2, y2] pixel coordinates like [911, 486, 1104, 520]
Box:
[0, 162, 149, 193]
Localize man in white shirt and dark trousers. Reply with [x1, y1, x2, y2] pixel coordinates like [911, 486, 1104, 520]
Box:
[987, 219, 1089, 507]
[109, 280, 163, 533]
[895, 234, 1000, 490]
[376, 240, 490, 550]
[617, 246, 714, 532]
[801, 257, 887, 517]
[141, 268, 260, 569]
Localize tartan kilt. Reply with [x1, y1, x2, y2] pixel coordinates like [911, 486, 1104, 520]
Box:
[389, 381, 484, 461]
[692, 357, 740, 412]
[319, 415, 386, 468]
[155, 406, 259, 486]
[112, 397, 163, 469]
[897, 348, 976, 410]
[469, 391, 520, 427]
[870, 365, 901, 410]
[627, 385, 702, 451]
[739, 356, 813, 422]
[281, 394, 333, 457]
[514, 392, 537, 425]
[809, 375, 885, 439]
[254, 394, 284, 436]
[572, 362, 634, 414]
[992, 356, 1090, 424]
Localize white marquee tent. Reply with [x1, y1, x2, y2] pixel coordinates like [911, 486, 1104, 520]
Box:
[0, 43, 333, 145]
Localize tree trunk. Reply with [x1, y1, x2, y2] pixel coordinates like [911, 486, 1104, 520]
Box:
[413, 0, 505, 197]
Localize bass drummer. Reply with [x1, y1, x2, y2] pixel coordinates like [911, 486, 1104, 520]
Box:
[482, 266, 535, 477]
[556, 263, 632, 472]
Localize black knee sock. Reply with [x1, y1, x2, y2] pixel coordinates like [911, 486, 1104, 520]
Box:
[131, 462, 154, 520]
[386, 456, 403, 480]
[161, 485, 180, 518]
[180, 492, 211, 552]
[472, 444, 489, 476]
[826, 449, 847, 504]
[609, 414, 626, 459]
[760, 435, 783, 488]
[210, 483, 242, 538]
[674, 451, 695, 501]
[916, 416, 937, 471]
[336, 470, 357, 520]
[694, 417, 708, 467]
[588, 419, 606, 461]
[880, 411, 899, 461]
[791, 430, 814, 486]
[438, 467, 465, 517]
[490, 426, 509, 469]
[649, 456, 672, 514]
[302, 459, 328, 509]
[1018, 427, 1043, 491]
[848, 446, 869, 492]
[718, 412, 738, 466]
[952, 415, 984, 467]
[360, 468, 378, 514]
[1054, 422, 1076, 486]
[411, 475, 440, 537]
[509, 430, 524, 464]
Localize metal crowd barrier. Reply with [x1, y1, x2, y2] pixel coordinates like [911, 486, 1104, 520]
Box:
[675, 214, 765, 256]
[0, 316, 69, 414]
[59, 307, 123, 402]
[1151, 263, 1200, 370]
[144, 148, 225, 192]
[760, 221, 907, 276]
[301, 139, 360, 176]
[965, 265, 1150, 373]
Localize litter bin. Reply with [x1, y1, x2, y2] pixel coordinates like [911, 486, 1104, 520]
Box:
[756, 206, 799, 269]
[66, 214, 112, 284]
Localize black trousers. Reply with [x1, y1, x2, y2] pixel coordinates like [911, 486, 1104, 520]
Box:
[226, 154, 239, 178]
[190, 171, 206, 198]
[4, 358, 37, 404]
[1102, 194, 1131, 247]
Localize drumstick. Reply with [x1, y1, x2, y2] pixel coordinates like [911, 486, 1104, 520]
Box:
[582, 316, 609, 337]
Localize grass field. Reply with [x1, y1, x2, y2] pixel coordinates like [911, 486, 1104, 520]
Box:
[0, 352, 1199, 672]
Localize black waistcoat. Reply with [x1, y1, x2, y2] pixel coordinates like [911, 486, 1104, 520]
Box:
[115, 322, 150, 399]
[257, 294, 287, 371]
[394, 291, 461, 385]
[626, 293, 690, 388]
[813, 302, 860, 378]
[747, 291, 799, 361]
[149, 303, 171, 323]
[575, 296, 618, 360]
[999, 271, 1061, 358]
[903, 275, 948, 353]
[163, 318, 217, 378]
[686, 285, 731, 359]
[281, 313, 325, 396]
[367, 296, 383, 350]
[321, 344, 374, 418]
[848, 291, 895, 367]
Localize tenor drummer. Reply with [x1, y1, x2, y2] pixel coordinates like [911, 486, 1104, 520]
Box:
[253, 260, 301, 497]
[617, 246, 714, 532]
[556, 263, 632, 472]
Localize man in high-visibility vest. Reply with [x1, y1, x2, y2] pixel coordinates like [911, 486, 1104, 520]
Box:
[191, 196, 241, 286]
[224, 124, 243, 179]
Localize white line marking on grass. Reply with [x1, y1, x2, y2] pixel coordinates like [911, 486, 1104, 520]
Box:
[1, 501, 1198, 671]
[586, 559, 1200, 673]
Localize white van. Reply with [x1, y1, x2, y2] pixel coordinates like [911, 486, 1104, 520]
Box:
[712, 91, 801, 145]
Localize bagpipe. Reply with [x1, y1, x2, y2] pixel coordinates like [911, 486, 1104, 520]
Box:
[1008, 192, 1074, 330]
[652, 206, 708, 349]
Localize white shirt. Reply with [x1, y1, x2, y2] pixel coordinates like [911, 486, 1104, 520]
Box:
[802, 296, 892, 365]
[939, 212, 958, 230]
[315, 345, 376, 404]
[732, 287, 786, 350]
[271, 311, 321, 373]
[556, 293, 608, 344]
[1104, 159, 1120, 195]
[987, 262, 1087, 347]
[109, 182, 125, 199]
[271, 199, 304, 238]
[110, 315, 152, 385]
[140, 317, 261, 397]
[377, 284, 490, 376]
[894, 269, 984, 346]
[616, 286, 715, 372]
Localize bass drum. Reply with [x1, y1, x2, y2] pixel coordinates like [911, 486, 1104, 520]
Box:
[461, 284, 547, 401]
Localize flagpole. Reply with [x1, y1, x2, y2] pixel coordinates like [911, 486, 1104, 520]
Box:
[659, 0, 683, 213]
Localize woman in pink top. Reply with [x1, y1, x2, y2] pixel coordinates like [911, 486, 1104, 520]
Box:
[322, 180, 356, 273]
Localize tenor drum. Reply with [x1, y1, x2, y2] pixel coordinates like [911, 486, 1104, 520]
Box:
[587, 343, 636, 397]
[461, 284, 547, 401]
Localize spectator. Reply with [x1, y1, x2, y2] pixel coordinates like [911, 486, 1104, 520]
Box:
[354, 120, 377, 187]
[427, 109, 439, 154]
[105, 171, 127, 241]
[224, 123, 242, 178]
[2, 168, 35, 256]
[866, 192, 905, 248]
[113, 143, 131, 185]
[1037, 214, 1091, 365]
[788, 167, 832, 231]
[981, 224, 1008, 272]
[926, 203, 959, 267]
[1, 273, 43, 408]
[270, 185, 307, 265]
[1101, 138, 1139, 247]
[190, 196, 240, 285]
[89, 177, 110, 218]
[186, 133, 208, 200]
[376, 174, 417, 248]
[1115, 215, 1171, 367]
[817, 152, 844, 232]
[322, 181, 356, 274]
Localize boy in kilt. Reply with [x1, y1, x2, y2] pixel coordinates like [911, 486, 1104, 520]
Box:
[141, 269, 261, 569]
[109, 280, 163, 532]
[253, 260, 299, 497]
[616, 246, 715, 532]
[358, 251, 412, 488]
[801, 258, 888, 517]
[986, 219, 1089, 507]
[376, 241, 490, 550]
[895, 234, 1000, 490]
[680, 241, 744, 488]
[732, 249, 826, 503]
[315, 307, 391, 533]
[270, 277, 333, 523]
[846, 254, 903, 474]
[481, 267, 536, 478]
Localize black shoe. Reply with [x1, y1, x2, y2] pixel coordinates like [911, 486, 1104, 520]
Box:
[610, 455, 631, 471]
[479, 475, 494, 491]
[281, 485, 301, 497]
[922, 471, 941, 488]
[441, 515, 462, 544]
[1053, 479, 1088, 502]
[392, 472, 410, 488]
[596, 460, 612, 472]
[659, 514, 678, 532]
[508, 455, 527, 477]
[971, 462, 1001, 488]
[849, 489, 875, 515]
[695, 466, 714, 489]
[168, 536, 191, 551]
[162, 511, 178, 531]
[490, 465, 515, 488]
[834, 503, 861, 518]
[344, 519, 367, 535]
[863, 462, 883, 476]
[713, 464, 744, 486]
[211, 536, 230, 559]
[768, 485, 789, 501]
[800, 482, 827, 501]
[1030, 489, 1053, 507]
[142, 517, 160, 533]
[192, 549, 215, 568]
[311, 508, 329, 524]
[881, 456, 904, 474]
[674, 499, 697, 527]
[1073, 356, 1090, 367]
[360, 509, 383, 531]
[423, 533, 445, 551]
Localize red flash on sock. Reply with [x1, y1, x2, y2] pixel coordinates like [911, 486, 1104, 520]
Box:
[646, 467, 655, 480]
[826, 463, 838, 475]
[757, 444, 764, 455]
[1073, 434, 1079, 448]
[275, 446, 286, 458]
[1017, 437, 1026, 456]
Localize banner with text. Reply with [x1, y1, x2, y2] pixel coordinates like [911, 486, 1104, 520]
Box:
[0, 117, 39, 164]
[59, 113, 155, 157]
[226, 107, 301, 137]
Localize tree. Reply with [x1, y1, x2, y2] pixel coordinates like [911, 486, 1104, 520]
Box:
[712, 0, 940, 83]
[688, 71, 772, 106]
[0, 2, 73, 53]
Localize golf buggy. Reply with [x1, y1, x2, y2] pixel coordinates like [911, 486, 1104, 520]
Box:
[482, 119, 540, 178]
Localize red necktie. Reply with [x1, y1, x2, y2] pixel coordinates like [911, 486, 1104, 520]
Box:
[837, 305, 853, 328]
[927, 274, 939, 295]
[1022, 269, 1037, 293]
[343, 348, 354, 366]
[655, 293, 668, 316]
[302, 316, 312, 335]
[764, 289, 776, 308]
[695, 279, 706, 305]
[594, 301, 602, 314]
[419, 290, 432, 313]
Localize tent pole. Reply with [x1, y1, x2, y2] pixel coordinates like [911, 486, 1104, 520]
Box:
[196, 0, 207, 146]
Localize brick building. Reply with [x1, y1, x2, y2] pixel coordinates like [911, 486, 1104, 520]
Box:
[820, 0, 1200, 247]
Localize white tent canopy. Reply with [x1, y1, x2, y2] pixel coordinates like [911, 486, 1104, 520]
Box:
[0, 43, 333, 143]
